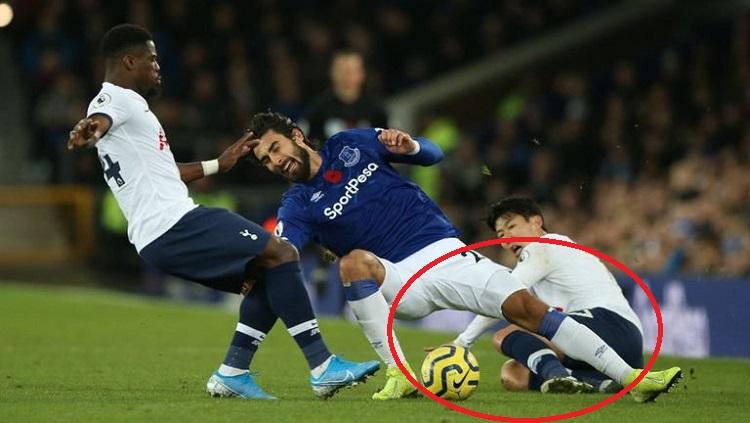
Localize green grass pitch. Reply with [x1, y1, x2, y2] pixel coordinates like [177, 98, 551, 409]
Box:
[1, 282, 748, 422]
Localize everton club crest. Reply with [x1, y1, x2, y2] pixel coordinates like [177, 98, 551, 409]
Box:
[338, 146, 361, 167]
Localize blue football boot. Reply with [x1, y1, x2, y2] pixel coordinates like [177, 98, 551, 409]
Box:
[206, 371, 277, 400]
[310, 355, 380, 399]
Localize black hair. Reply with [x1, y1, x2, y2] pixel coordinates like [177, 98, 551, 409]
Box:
[245, 111, 317, 164]
[485, 196, 547, 231]
[100, 24, 153, 59]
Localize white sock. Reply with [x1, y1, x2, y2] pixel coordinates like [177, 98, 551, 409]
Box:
[218, 364, 248, 377]
[310, 354, 334, 378]
[348, 290, 407, 368]
[550, 317, 634, 384]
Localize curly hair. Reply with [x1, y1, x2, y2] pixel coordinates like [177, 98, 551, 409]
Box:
[246, 111, 317, 149]
[100, 24, 153, 59]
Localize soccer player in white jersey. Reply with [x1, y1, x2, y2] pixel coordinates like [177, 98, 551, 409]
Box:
[452, 197, 650, 395]
[246, 112, 681, 402]
[67, 24, 379, 400]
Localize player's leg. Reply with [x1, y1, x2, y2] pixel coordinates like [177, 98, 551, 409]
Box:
[500, 290, 681, 402]
[207, 281, 278, 399]
[559, 308, 645, 393]
[140, 207, 379, 398]
[254, 238, 380, 398]
[499, 359, 531, 391]
[492, 325, 593, 393]
[338, 249, 416, 400]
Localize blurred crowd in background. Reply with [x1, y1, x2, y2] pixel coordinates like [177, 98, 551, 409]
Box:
[8, 0, 749, 278]
[436, 15, 750, 277]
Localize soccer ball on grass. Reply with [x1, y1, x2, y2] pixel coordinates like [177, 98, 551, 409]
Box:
[420, 345, 479, 401]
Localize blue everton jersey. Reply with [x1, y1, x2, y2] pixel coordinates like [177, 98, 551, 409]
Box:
[276, 128, 460, 262]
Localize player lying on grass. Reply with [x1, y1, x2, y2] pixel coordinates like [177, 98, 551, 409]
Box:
[449, 197, 645, 395]
[246, 112, 682, 402]
[67, 24, 378, 400]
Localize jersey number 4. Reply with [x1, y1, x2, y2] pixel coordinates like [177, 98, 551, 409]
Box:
[101, 154, 126, 187]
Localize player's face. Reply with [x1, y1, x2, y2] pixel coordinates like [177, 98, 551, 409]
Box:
[331, 55, 365, 91]
[132, 41, 162, 99]
[253, 129, 312, 182]
[494, 213, 544, 258]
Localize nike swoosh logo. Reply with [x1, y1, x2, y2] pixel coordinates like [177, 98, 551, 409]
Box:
[645, 375, 666, 385]
[452, 372, 469, 389]
[316, 370, 355, 385]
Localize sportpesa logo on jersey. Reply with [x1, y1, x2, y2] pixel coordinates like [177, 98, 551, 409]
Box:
[323, 163, 379, 220]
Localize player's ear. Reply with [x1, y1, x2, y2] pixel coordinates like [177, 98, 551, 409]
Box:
[530, 215, 543, 230]
[291, 128, 305, 146]
[122, 54, 136, 71]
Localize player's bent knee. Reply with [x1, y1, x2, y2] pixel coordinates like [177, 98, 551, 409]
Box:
[339, 249, 384, 283]
[501, 290, 550, 333]
[500, 360, 530, 392]
[259, 236, 300, 267]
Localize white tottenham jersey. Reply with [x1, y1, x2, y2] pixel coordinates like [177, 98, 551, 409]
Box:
[514, 233, 642, 333]
[87, 82, 196, 252]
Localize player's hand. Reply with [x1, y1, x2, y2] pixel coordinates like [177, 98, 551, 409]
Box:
[378, 129, 418, 155]
[218, 131, 256, 172]
[68, 117, 102, 150]
[321, 248, 338, 264]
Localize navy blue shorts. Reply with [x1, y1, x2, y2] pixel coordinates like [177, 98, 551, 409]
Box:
[529, 307, 643, 390]
[139, 206, 271, 294]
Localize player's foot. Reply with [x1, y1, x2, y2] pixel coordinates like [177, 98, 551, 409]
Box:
[372, 363, 419, 400]
[624, 367, 682, 403]
[310, 355, 380, 399]
[598, 379, 622, 394]
[206, 371, 277, 400]
[541, 376, 596, 394]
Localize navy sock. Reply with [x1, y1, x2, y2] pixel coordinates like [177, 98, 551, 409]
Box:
[264, 261, 331, 369]
[537, 308, 567, 339]
[343, 279, 379, 301]
[223, 283, 277, 369]
[501, 330, 569, 380]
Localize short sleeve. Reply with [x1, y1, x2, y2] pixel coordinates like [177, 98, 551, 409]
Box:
[511, 242, 551, 288]
[87, 89, 134, 134]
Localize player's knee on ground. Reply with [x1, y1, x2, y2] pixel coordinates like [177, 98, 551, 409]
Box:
[500, 360, 530, 392]
[501, 290, 550, 333]
[258, 236, 299, 267]
[338, 249, 385, 284]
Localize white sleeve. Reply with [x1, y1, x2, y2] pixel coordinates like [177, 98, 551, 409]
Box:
[453, 315, 501, 348]
[87, 91, 134, 133]
[511, 243, 551, 289]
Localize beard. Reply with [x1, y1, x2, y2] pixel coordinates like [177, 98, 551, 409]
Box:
[289, 144, 312, 182]
[143, 83, 162, 101]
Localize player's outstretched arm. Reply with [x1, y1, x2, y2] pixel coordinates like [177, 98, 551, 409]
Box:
[68, 114, 111, 150]
[177, 131, 256, 183]
[377, 128, 444, 166]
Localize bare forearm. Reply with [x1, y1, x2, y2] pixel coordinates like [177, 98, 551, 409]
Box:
[178, 158, 221, 183]
[177, 162, 206, 183]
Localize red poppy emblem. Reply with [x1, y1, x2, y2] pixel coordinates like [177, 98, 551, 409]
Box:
[323, 169, 343, 184]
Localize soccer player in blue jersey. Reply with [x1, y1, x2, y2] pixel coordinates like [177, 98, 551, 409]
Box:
[247, 111, 681, 402]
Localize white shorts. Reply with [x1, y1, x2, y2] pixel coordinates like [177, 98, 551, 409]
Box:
[378, 238, 526, 320]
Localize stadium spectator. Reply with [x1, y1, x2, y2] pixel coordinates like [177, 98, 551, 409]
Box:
[302, 51, 388, 145]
